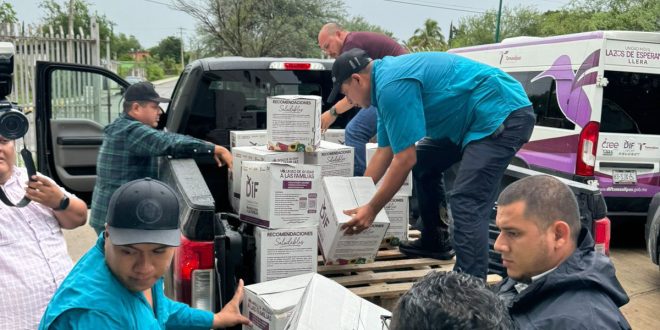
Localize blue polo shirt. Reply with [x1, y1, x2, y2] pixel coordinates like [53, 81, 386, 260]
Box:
[372, 52, 531, 153]
[39, 234, 214, 330]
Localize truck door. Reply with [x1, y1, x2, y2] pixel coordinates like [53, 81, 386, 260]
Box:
[35, 61, 130, 202]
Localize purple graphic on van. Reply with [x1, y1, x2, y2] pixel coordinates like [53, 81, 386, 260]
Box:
[531, 50, 600, 128]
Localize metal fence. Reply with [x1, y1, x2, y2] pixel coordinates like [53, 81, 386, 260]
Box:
[0, 18, 102, 151]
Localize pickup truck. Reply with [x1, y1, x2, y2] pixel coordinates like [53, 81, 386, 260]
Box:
[33, 57, 617, 316]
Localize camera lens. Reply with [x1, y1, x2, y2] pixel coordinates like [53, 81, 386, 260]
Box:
[0, 110, 29, 140]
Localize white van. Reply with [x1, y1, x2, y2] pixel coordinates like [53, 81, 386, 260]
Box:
[449, 31, 660, 216]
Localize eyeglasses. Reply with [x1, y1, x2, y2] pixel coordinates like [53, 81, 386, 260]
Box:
[380, 314, 391, 330]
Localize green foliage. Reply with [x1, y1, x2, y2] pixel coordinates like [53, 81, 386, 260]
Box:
[150, 36, 182, 63]
[145, 63, 164, 81]
[161, 56, 179, 75]
[112, 33, 142, 60]
[0, 2, 17, 24]
[39, 0, 115, 57]
[175, 0, 345, 57]
[406, 19, 448, 52]
[449, 0, 660, 48]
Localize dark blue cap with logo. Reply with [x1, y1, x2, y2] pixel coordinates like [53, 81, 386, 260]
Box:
[106, 178, 181, 246]
[327, 48, 372, 103]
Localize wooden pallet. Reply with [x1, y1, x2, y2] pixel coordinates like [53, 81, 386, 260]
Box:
[317, 236, 502, 311]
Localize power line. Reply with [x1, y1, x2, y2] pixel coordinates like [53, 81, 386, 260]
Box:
[383, 0, 486, 14]
[141, 0, 178, 10]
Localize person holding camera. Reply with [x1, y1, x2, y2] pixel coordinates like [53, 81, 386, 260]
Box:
[89, 82, 233, 235]
[0, 134, 88, 329]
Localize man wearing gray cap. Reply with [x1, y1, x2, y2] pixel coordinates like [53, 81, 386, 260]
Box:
[89, 82, 234, 236]
[40, 178, 251, 329]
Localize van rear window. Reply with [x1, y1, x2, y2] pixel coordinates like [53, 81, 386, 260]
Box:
[601, 71, 660, 135]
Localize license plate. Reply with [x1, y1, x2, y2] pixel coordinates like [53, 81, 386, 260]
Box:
[612, 170, 637, 185]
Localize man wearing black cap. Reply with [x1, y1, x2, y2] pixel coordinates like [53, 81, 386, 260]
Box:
[333, 48, 535, 280]
[89, 82, 233, 235]
[40, 178, 251, 329]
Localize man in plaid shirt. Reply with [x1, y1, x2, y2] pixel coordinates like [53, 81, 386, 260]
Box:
[89, 82, 233, 235]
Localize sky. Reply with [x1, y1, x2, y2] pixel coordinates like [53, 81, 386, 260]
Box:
[8, 0, 570, 49]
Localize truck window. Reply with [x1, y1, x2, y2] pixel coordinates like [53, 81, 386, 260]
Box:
[602, 71, 660, 135]
[183, 69, 333, 145]
[509, 72, 574, 130]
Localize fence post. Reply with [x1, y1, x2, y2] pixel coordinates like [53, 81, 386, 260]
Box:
[90, 16, 100, 66]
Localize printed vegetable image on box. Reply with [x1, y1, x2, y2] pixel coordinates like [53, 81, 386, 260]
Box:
[318, 177, 389, 265]
[239, 161, 321, 229]
[267, 95, 322, 152]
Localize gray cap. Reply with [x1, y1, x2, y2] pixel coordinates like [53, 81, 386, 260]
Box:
[106, 178, 181, 246]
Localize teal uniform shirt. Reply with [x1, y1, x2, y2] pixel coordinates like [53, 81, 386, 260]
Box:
[39, 234, 214, 330]
[372, 52, 531, 153]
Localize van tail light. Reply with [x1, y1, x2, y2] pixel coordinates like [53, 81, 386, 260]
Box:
[173, 236, 215, 311]
[593, 217, 611, 256]
[576, 121, 600, 176]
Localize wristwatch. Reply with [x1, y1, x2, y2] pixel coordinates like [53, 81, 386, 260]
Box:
[54, 195, 70, 211]
[329, 106, 338, 117]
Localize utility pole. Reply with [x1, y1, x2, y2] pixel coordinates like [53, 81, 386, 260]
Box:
[495, 0, 503, 43]
[178, 27, 185, 68]
[67, 0, 75, 62]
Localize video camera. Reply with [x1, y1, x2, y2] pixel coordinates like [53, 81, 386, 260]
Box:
[0, 42, 29, 140]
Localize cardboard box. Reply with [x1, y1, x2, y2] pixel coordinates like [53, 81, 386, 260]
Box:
[229, 146, 304, 212]
[230, 130, 267, 149]
[243, 273, 315, 330]
[382, 195, 409, 248]
[255, 227, 318, 282]
[303, 141, 354, 178]
[267, 95, 322, 152]
[318, 177, 389, 265]
[240, 161, 322, 229]
[284, 274, 391, 330]
[365, 143, 413, 196]
[321, 129, 345, 145]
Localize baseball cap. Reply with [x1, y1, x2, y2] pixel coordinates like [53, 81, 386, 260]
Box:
[124, 81, 171, 103]
[106, 178, 181, 246]
[327, 48, 372, 103]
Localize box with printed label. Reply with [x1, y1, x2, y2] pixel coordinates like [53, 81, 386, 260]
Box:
[303, 141, 354, 178]
[243, 273, 314, 330]
[266, 95, 322, 152]
[230, 130, 267, 149]
[318, 177, 389, 265]
[229, 146, 304, 212]
[255, 227, 318, 282]
[240, 161, 322, 229]
[381, 194, 409, 248]
[321, 129, 345, 145]
[365, 143, 413, 196]
[283, 274, 391, 330]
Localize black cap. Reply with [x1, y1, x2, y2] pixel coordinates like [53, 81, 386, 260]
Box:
[124, 81, 171, 103]
[327, 48, 372, 103]
[106, 178, 181, 246]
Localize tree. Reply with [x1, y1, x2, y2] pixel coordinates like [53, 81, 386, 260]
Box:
[0, 2, 17, 24]
[112, 33, 142, 60]
[39, 0, 115, 57]
[174, 0, 345, 57]
[450, 6, 542, 48]
[150, 36, 182, 63]
[406, 19, 447, 51]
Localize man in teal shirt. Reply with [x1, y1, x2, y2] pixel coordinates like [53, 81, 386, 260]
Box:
[40, 178, 251, 329]
[331, 49, 534, 279]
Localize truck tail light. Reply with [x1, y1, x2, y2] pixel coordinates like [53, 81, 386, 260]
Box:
[593, 217, 611, 256]
[173, 236, 215, 310]
[269, 62, 325, 70]
[576, 121, 599, 177]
